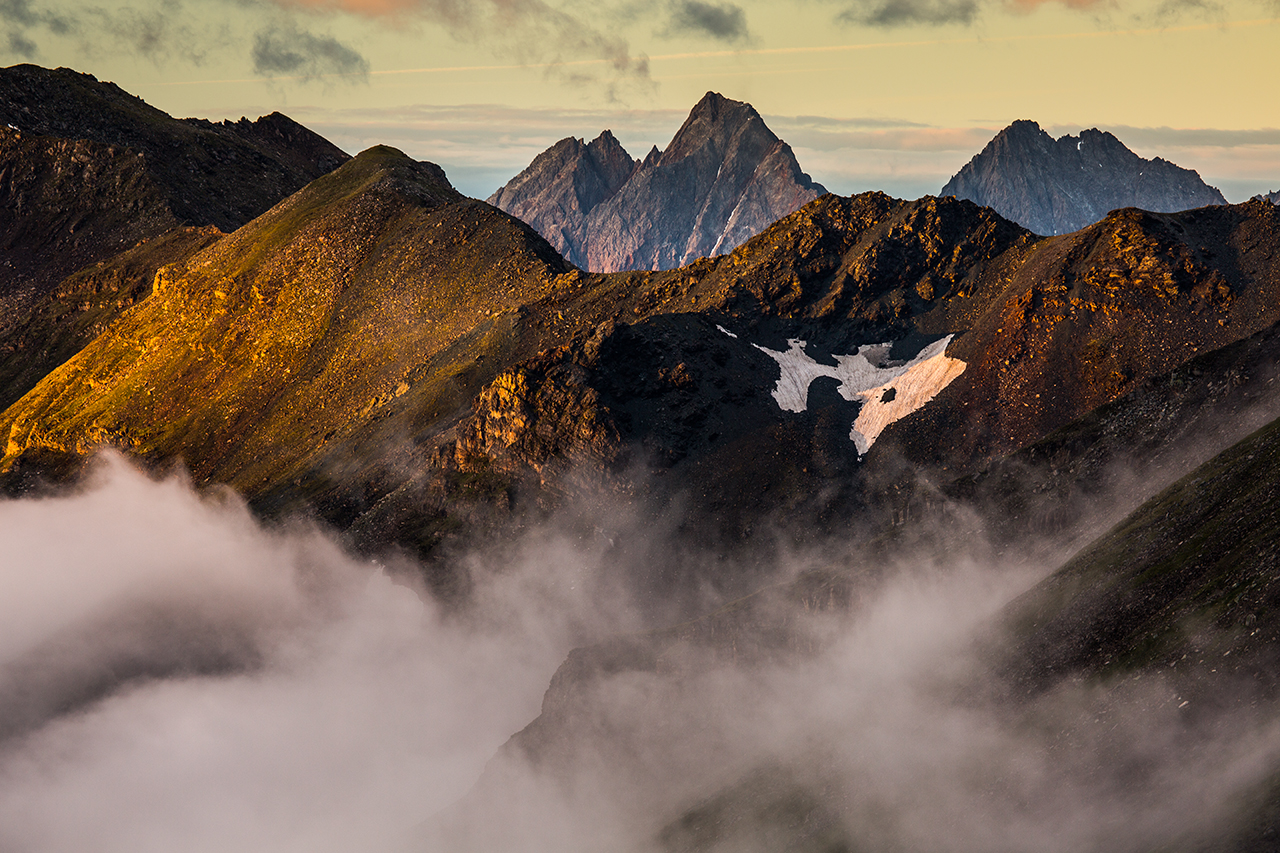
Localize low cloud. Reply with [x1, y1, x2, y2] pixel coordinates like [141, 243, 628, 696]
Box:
[251, 22, 369, 79]
[666, 0, 750, 42]
[423, 551, 1280, 852]
[4, 443, 1280, 851]
[0, 454, 643, 851]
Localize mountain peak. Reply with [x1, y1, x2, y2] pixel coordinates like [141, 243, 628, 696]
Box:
[313, 146, 460, 210]
[1003, 118, 1045, 136]
[0, 62, 350, 233]
[489, 92, 824, 272]
[942, 119, 1225, 235]
[688, 90, 734, 118]
[662, 92, 767, 165]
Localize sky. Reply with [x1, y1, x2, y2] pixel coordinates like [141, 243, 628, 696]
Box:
[3, 0, 1279, 201]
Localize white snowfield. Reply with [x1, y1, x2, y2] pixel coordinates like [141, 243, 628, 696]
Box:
[746, 333, 965, 455]
[849, 342, 966, 454]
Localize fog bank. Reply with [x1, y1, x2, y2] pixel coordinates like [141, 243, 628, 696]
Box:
[3, 454, 1279, 853]
[0, 454, 635, 852]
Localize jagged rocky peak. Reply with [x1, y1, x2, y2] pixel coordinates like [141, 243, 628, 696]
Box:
[941, 119, 1226, 237]
[487, 129, 636, 209]
[489, 91, 825, 272]
[485, 130, 637, 262]
[659, 90, 771, 164]
[1257, 188, 1280, 205]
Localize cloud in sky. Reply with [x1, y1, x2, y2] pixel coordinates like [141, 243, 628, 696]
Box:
[251, 21, 369, 79]
[666, 0, 751, 42]
[260, 0, 653, 95]
[0, 0, 651, 96]
[1006, 0, 1112, 8]
[837, 0, 981, 26]
[834, 0, 1224, 27]
[0, 0, 71, 58]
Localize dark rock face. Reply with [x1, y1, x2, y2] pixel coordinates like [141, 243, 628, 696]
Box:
[489, 92, 826, 271]
[941, 119, 1227, 236]
[0, 127, 179, 312]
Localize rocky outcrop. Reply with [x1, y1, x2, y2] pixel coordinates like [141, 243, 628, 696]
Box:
[941, 119, 1226, 236]
[1257, 189, 1280, 205]
[489, 92, 826, 271]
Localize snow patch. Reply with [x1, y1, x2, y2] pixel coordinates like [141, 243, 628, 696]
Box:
[716, 325, 738, 339]
[849, 343, 967, 455]
[751, 335, 964, 454]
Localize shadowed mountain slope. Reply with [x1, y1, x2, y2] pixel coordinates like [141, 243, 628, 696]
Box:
[0, 64, 349, 233]
[999, 406, 1280, 697]
[431, 310, 1280, 853]
[489, 92, 826, 272]
[942, 120, 1226, 236]
[875, 199, 1280, 476]
[946, 316, 1280, 554]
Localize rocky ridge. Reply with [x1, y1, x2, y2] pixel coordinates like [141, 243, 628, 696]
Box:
[8, 172, 1280, 602]
[0, 65, 349, 234]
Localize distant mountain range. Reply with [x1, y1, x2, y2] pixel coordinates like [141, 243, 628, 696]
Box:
[488, 92, 826, 272]
[942, 119, 1227, 236]
[10, 64, 1280, 851]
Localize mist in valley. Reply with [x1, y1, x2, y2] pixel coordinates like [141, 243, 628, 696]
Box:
[1, 453, 1277, 853]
